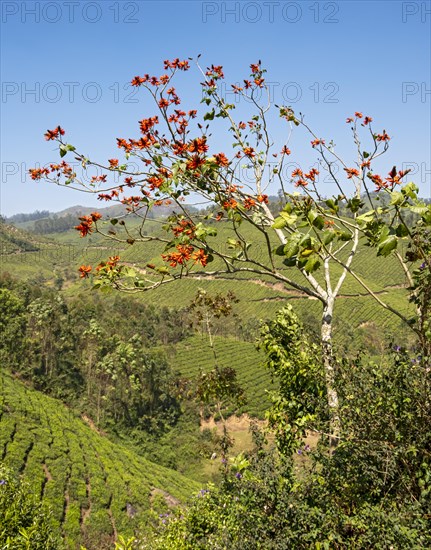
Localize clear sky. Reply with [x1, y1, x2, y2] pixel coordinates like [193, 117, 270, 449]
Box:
[1, 0, 430, 216]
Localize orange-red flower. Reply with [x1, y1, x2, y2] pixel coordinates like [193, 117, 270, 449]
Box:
[281, 146, 291, 155]
[29, 167, 50, 180]
[172, 219, 195, 237]
[44, 126, 65, 141]
[344, 167, 360, 179]
[214, 153, 229, 167]
[376, 131, 390, 142]
[355, 112, 363, 119]
[291, 168, 303, 178]
[139, 116, 158, 133]
[368, 173, 385, 190]
[131, 76, 147, 86]
[158, 98, 170, 109]
[257, 194, 269, 204]
[244, 197, 256, 210]
[188, 137, 209, 154]
[91, 212, 102, 221]
[78, 265, 92, 278]
[304, 168, 319, 182]
[75, 216, 93, 237]
[193, 249, 209, 267]
[162, 245, 194, 267]
[223, 198, 238, 210]
[364, 116, 373, 125]
[243, 147, 255, 158]
[186, 155, 205, 171]
[311, 138, 325, 148]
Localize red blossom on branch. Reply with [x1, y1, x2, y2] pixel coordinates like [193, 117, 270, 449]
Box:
[44, 126, 65, 141]
[344, 168, 360, 179]
[78, 265, 92, 278]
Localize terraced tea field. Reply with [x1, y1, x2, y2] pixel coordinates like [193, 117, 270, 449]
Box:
[169, 335, 276, 418]
[0, 373, 198, 550]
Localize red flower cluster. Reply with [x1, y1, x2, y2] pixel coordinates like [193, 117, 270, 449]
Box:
[304, 168, 319, 182]
[375, 131, 390, 142]
[186, 155, 205, 171]
[75, 212, 102, 237]
[244, 197, 256, 210]
[139, 116, 159, 133]
[78, 265, 92, 278]
[223, 198, 238, 210]
[214, 153, 230, 167]
[188, 137, 209, 154]
[91, 174, 107, 183]
[206, 65, 224, 79]
[29, 167, 50, 180]
[344, 167, 360, 179]
[162, 245, 194, 267]
[44, 126, 65, 141]
[311, 138, 325, 148]
[193, 249, 209, 267]
[172, 219, 195, 237]
[164, 58, 190, 71]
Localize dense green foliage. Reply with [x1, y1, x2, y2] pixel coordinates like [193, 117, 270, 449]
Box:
[0, 463, 59, 549]
[147, 310, 431, 549]
[0, 372, 198, 549]
[0, 208, 429, 548]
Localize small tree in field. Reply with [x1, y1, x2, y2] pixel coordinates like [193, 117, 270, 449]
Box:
[31, 58, 431, 443]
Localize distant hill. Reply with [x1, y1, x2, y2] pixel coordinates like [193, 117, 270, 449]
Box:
[0, 220, 42, 254]
[7, 202, 199, 233]
[0, 372, 199, 549]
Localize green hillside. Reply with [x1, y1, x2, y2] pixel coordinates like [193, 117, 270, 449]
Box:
[0, 372, 199, 550]
[168, 335, 276, 418]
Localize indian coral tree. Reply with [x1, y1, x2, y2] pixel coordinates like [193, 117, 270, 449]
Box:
[31, 58, 431, 443]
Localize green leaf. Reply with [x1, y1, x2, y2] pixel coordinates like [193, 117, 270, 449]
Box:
[325, 198, 339, 214]
[337, 231, 352, 242]
[347, 197, 363, 213]
[401, 182, 419, 199]
[409, 203, 428, 215]
[274, 244, 285, 256]
[389, 191, 404, 206]
[59, 145, 67, 158]
[283, 257, 296, 267]
[272, 217, 287, 230]
[304, 255, 321, 273]
[280, 211, 298, 225]
[395, 223, 409, 238]
[356, 210, 375, 224]
[284, 241, 299, 259]
[203, 109, 215, 121]
[377, 235, 398, 256]
[311, 214, 325, 230]
[110, 218, 118, 225]
[322, 230, 336, 245]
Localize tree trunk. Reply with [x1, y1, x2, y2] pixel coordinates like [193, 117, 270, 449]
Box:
[321, 297, 340, 449]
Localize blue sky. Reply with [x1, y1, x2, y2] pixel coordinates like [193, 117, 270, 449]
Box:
[1, 0, 430, 216]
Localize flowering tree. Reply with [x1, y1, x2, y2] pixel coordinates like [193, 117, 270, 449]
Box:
[31, 58, 430, 442]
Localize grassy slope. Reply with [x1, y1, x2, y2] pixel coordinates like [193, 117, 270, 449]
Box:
[0, 373, 199, 549]
[168, 335, 276, 418]
[0, 220, 416, 417]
